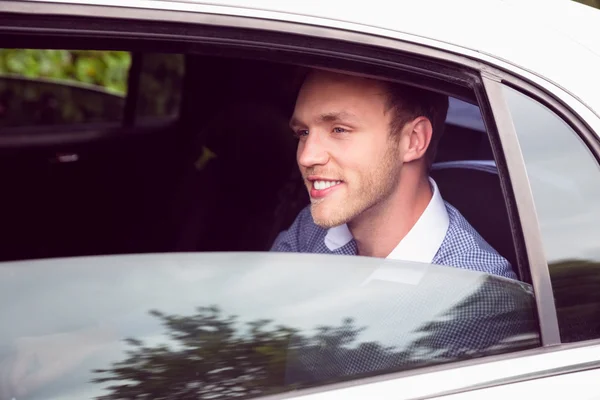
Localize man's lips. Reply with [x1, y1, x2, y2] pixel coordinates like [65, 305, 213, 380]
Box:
[307, 177, 344, 199]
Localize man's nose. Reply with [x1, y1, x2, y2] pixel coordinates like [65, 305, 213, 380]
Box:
[297, 131, 329, 168]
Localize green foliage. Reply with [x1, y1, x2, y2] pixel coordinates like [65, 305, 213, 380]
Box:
[0, 49, 131, 95]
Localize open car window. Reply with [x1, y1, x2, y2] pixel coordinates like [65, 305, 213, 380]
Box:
[0, 253, 539, 399]
[0, 49, 522, 283]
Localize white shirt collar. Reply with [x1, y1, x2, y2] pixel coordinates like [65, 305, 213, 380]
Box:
[323, 177, 450, 264]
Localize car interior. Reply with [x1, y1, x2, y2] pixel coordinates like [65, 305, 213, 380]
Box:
[0, 50, 528, 282]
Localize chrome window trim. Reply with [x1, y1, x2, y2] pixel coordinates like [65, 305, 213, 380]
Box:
[436, 359, 600, 396]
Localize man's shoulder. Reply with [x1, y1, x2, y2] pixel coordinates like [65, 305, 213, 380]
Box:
[443, 203, 497, 253]
[435, 202, 517, 280]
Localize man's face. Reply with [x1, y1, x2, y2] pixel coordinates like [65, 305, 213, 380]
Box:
[290, 71, 405, 228]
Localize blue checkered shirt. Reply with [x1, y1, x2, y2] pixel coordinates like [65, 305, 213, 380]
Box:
[271, 202, 517, 280]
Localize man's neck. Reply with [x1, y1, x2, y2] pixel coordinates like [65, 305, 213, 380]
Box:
[348, 174, 433, 258]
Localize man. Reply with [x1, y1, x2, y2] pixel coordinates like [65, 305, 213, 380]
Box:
[271, 69, 516, 280]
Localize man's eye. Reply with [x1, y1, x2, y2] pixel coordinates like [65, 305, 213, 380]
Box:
[333, 127, 347, 134]
[294, 129, 309, 139]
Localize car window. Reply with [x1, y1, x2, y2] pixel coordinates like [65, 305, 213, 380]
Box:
[446, 97, 486, 133]
[0, 50, 520, 283]
[0, 253, 539, 399]
[503, 84, 600, 342]
[0, 49, 131, 129]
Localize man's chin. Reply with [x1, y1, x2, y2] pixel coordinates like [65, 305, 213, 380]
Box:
[310, 203, 349, 228]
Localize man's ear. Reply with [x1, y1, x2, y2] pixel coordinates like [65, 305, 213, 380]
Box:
[402, 117, 433, 163]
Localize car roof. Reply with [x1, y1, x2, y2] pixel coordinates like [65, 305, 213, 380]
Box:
[192, 0, 600, 56]
[9, 0, 600, 115]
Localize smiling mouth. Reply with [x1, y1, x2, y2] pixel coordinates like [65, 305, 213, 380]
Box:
[312, 180, 343, 190]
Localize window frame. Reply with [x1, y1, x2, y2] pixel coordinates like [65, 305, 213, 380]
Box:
[482, 77, 560, 345]
[3, 0, 600, 396]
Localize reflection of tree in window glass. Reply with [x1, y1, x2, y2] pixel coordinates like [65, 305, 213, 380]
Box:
[0, 49, 131, 128]
[136, 53, 185, 120]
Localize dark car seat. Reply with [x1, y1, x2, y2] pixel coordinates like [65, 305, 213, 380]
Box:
[168, 57, 304, 252]
[430, 160, 526, 281]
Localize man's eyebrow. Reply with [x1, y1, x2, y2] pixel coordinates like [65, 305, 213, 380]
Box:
[289, 116, 303, 129]
[318, 111, 358, 123]
[289, 111, 358, 129]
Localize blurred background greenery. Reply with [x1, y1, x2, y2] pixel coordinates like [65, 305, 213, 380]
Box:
[0, 49, 184, 128]
[0, 49, 131, 95]
[0, 49, 131, 127]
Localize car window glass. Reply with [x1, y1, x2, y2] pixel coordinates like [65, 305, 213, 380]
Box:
[0, 254, 539, 399]
[0, 49, 131, 129]
[503, 84, 600, 342]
